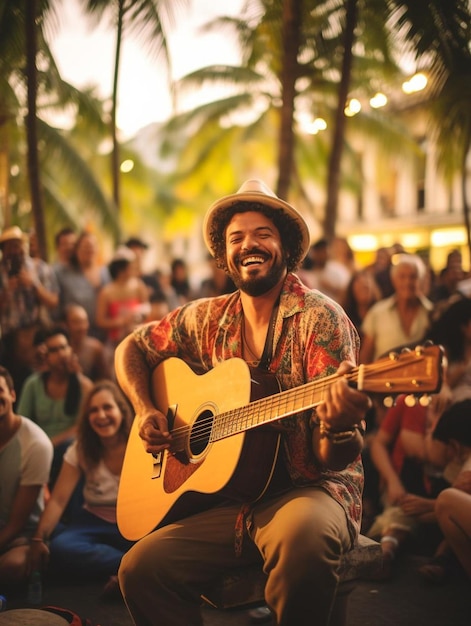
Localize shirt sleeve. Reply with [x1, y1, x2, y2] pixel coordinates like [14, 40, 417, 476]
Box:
[37, 260, 59, 293]
[20, 420, 54, 486]
[63, 440, 79, 468]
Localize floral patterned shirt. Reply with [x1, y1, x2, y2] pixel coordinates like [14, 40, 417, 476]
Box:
[133, 272, 363, 543]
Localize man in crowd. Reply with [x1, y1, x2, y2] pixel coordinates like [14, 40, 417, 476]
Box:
[0, 226, 59, 396]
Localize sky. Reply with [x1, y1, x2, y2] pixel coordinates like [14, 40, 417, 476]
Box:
[50, 0, 245, 139]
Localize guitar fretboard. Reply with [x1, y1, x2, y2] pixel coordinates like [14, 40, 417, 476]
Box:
[211, 375, 329, 441]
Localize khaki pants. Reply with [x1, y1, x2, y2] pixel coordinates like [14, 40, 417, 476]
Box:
[119, 487, 351, 626]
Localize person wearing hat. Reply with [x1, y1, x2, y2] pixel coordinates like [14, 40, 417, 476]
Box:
[114, 180, 370, 626]
[0, 226, 59, 396]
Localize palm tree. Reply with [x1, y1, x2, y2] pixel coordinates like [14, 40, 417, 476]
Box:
[387, 0, 471, 254]
[81, 0, 187, 218]
[0, 1, 121, 255]
[157, 0, 411, 233]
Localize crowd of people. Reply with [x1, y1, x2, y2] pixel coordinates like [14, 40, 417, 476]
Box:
[0, 224, 234, 600]
[1, 181, 471, 624]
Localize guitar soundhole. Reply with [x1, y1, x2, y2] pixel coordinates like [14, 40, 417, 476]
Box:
[189, 409, 214, 457]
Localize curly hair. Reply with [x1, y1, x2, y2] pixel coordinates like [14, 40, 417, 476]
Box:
[76, 380, 133, 469]
[208, 202, 305, 273]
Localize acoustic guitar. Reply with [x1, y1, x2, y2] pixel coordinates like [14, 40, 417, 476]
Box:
[117, 344, 444, 540]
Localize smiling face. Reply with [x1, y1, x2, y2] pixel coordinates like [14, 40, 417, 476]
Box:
[225, 211, 288, 297]
[87, 388, 123, 440]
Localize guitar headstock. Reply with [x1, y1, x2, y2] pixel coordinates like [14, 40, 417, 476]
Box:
[353, 344, 445, 405]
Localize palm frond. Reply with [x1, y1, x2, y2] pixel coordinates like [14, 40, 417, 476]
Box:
[37, 118, 120, 240]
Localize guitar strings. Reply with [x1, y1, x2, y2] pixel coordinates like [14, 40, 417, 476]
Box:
[166, 354, 431, 448]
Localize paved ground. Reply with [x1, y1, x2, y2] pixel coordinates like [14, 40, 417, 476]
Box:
[1, 551, 469, 626]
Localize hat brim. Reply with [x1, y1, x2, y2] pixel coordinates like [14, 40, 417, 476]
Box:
[203, 190, 310, 260]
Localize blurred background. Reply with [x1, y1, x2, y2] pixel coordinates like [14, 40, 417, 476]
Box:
[1, 0, 470, 285]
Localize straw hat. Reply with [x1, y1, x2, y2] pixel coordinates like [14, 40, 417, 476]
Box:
[0, 226, 25, 246]
[202, 179, 310, 261]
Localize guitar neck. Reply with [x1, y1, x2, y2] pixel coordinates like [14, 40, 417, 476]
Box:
[210, 372, 337, 442]
[210, 345, 444, 442]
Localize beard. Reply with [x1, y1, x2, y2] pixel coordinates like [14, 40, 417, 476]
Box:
[228, 251, 287, 297]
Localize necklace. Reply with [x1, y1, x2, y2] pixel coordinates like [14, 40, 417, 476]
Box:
[241, 299, 279, 370]
[241, 320, 261, 367]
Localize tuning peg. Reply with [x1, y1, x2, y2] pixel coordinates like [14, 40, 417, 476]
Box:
[404, 395, 417, 407]
[401, 347, 412, 353]
[383, 396, 395, 408]
[419, 395, 431, 407]
[388, 352, 399, 361]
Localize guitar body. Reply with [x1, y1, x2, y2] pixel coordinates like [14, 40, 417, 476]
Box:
[117, 358, 282, 540]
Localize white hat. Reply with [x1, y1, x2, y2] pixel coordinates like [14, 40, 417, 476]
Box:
[202, 179, 310, 260]
[110, 245, 136, 263]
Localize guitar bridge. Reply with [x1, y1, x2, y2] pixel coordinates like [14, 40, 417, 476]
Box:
[152, 452, 162, 478]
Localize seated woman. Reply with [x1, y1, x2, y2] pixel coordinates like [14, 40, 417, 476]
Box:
[28, 380, 135, 597]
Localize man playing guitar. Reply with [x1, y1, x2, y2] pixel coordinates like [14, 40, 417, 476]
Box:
[114, 179, 371, 626]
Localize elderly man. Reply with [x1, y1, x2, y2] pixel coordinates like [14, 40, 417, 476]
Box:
[0, 226, 59, 395]
[114, 180, 370, 626]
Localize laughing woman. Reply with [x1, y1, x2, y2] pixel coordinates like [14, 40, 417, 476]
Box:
[28, 380, 134, 597]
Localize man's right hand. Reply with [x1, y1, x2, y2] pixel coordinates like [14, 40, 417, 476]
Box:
[138, 409, 172, 454]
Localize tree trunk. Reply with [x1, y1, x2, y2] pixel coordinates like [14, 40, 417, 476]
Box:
[323, 0, 358, 240]
[111, 0, 124, 218]
[25, 0, 47, 260]
[276, 0, 302, 201]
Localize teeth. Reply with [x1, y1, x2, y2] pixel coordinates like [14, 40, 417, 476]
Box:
[242, 256, 264, 266]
